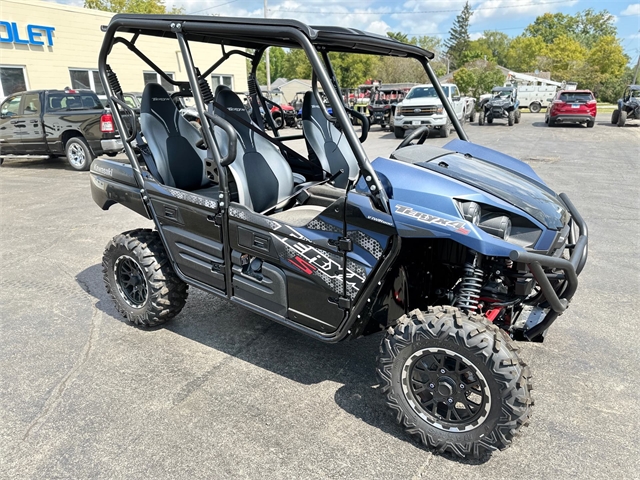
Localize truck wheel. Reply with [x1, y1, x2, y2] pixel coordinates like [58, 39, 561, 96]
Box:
[377, 307, 532, 459]
[394, 127, 405, 139]
[529, 102, 541, 114]
[65, 137, 94, 171]
[102, 229, 188, 327]
[611, 110, 619, 125]
[478, 114, 484, 126]
[514, 110, 521, 124]
[469, 109, 476, 123]
[617, 110, 627, 127]
[440, 124, 450, 138]
[487, 115, 493, 124]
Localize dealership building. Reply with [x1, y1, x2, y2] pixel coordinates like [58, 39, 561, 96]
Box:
[0, 0, 248, 100]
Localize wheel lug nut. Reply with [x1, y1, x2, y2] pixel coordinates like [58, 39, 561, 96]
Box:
[440, 369, 446, 374]
[447, 398, 453, 404]
[459, 383, 465, 389]
[429, 383, 435, 389]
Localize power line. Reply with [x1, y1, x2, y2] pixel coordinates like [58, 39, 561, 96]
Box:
[269, 0, 576, 15]
[187, 0, 239, 15]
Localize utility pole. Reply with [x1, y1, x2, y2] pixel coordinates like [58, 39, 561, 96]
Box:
[264, 0, 271, 92]
[633, 53, 640, 85]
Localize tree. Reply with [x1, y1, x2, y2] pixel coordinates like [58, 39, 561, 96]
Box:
[415, 35, 441, 52]
[84, 0, 182, 13]
[387, 32, 411, 43]
[328, 52, 379, 88]
[453, 60, 505, 98]
[524, 9, 616, 48]
[459, 39, 494, 66]
[545, 35, 587, 81]
[444, 1, 473, 69]
[504, 36, 548, 73]
[477, 31, 511, 66]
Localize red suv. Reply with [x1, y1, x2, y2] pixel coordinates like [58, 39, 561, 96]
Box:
[546, 90, 596, 127]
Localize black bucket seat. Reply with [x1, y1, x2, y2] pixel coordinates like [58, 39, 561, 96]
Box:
[213, 86, 324, 225]
[139, 83, 213, 194]
[301, 91, 359, 189]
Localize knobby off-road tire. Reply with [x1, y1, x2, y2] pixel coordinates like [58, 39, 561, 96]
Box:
[514, 110, 521, 124]
[102, 229, 188, 327]
[508, 111, 515, 126]
[617, 110, 627, 127]
[377, 307, 532, 458]
[478, 114, 484, 126]
[611, 109, 619, 125]
[469, 109, 476, 123]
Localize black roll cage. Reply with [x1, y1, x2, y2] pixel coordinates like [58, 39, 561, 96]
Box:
[98, 14, 468, 216]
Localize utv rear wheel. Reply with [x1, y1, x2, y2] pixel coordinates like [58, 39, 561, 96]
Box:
[65, 137, 94, 171]
[102, 229, 188, 327]
[377, 307, 532, 458]
[611, 109, 619, 125]
[394, 127, 405, 139]
[617, 110, 627, 127]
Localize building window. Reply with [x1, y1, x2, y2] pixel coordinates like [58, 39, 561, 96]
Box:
[69, 69, 105, 95]
[211, 74, 233, 90]
[0, 66, 28, 99]
[144, 71, 175, 92]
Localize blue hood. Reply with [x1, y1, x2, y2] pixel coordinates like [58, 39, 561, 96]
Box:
[386, 141, 569, 230]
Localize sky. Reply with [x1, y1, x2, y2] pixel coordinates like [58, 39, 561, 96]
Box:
[46, 0, 640, 60]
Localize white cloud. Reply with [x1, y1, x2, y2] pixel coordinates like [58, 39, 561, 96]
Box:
[366, 20, 391, 35]
[469, 32, 483, 40]
[621, 3, 640, 16]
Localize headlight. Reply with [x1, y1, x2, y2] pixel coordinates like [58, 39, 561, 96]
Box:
[460, 202, 481, 225]
[436, 105, 444, 114]
[479, 214, 511, 240]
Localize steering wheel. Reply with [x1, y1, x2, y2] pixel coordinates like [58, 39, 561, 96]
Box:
[396, 125, 430, 150]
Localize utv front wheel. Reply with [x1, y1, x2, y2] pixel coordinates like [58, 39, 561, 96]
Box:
[377, 307, 532, 458]
[478, 114, 484, 126]
[102, 229, 188, 327]
[611, 109, 619, 124]
[508, 111, 515, 126]
[617, 110, 627, 127]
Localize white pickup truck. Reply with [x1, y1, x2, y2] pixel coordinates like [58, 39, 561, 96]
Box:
[393, 83, 466, 138]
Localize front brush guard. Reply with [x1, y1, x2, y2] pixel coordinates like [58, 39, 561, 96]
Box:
[509, 193, 588, 340]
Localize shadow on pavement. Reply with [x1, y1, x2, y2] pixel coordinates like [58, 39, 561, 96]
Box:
[76, 263, 491, 465]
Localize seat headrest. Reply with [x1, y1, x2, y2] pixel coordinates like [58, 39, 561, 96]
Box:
[303, 91, 327, 123]
[214, 85, 252, 124]
[141, 83, 178, 122]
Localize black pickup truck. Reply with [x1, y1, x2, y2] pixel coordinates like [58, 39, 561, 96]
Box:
[0, 89, 124, 170]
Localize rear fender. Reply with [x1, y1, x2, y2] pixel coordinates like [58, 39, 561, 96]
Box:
[89, 158, 150, 219]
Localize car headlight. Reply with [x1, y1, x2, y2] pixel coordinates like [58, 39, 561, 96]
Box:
[479, 214, 511, 240]
[436, 105, 444, 114]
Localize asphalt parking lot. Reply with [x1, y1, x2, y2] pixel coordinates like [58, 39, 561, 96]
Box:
[1, 113, 639, 479]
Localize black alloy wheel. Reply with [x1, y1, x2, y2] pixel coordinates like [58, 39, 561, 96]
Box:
[403, 348, 490, 431]
[114, 256, 148, 307]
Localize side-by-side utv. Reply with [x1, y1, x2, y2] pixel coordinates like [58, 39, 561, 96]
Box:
[91, 15, 588, 459]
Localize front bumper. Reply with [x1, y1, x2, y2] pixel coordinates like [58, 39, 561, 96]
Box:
[101, 138, 124, 152]
[551, 114, 595, 123]
[509, 193, 588, 340]
[394, 115, 447, 129]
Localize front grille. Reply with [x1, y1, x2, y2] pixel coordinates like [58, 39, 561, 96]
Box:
[398, 105, 438, 116]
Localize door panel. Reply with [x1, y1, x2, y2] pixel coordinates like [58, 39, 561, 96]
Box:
[0, 95, 23, 154]
[145, 181, 226, 293]
[20, 93, 47, 154]
[228, 201, 348, 333]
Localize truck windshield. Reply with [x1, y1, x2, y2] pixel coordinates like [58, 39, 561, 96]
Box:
[47, 93, 103, 111]
[406, 86, 439, 99]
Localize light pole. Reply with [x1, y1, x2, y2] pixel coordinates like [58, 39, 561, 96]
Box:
[264, 0, 271, 92]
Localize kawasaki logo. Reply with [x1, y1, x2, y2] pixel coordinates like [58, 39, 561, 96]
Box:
[93, 165, 113, 177]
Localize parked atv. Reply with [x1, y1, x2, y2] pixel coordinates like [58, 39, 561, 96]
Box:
[478, 87, 521, 126]
[367, 87, 406, 130]
[612, 85, 640, 127]
[92, 14, 587, 459]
